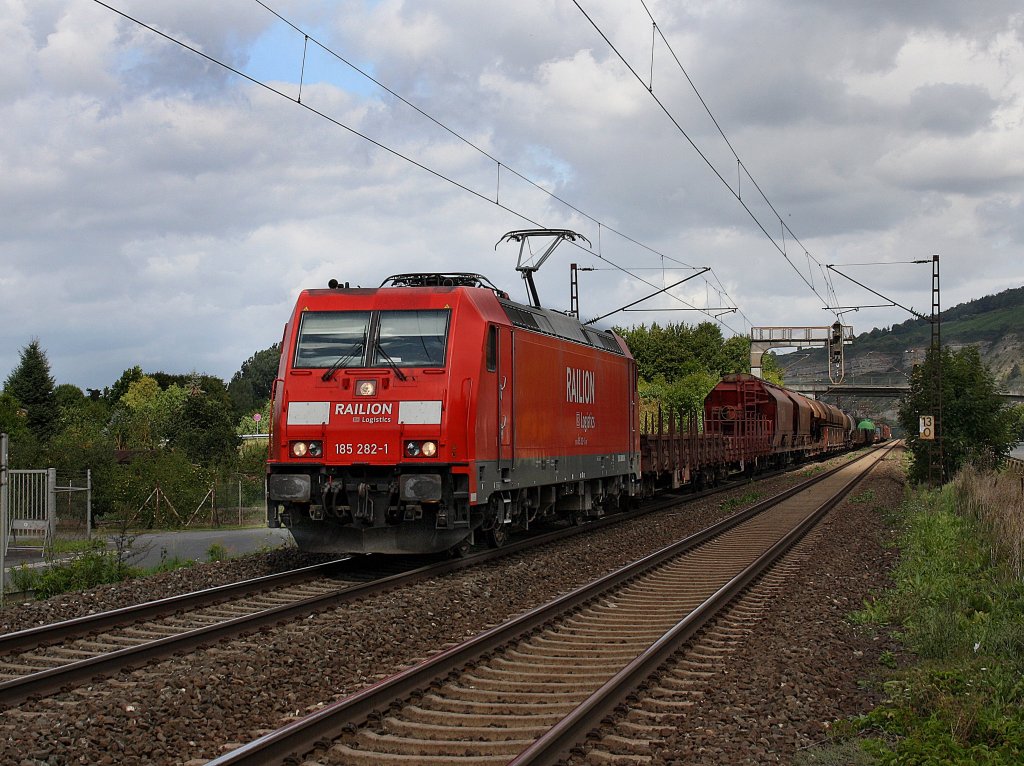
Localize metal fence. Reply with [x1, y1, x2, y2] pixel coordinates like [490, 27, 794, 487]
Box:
[2, 469, 92, 554]
[5, 469, 55, 552]
[214, 476, 267, 527]
[1, 434, 93, 562]
[122, 475, 266, 530]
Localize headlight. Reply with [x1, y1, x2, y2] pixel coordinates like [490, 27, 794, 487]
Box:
[404, 440, 438, 458]
[290, 441, 322, 458]
[355, 379, 377, 397]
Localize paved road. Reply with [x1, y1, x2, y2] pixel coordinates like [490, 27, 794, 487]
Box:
[118, 527, 296, 570]
[2, 526, 296, 589]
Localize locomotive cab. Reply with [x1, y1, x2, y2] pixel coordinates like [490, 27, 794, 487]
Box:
[267, 276, 485, 554]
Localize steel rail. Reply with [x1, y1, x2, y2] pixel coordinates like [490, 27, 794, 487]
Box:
[0, 558, 350, 654]
[205, 444, 891, 765]
[0, 480, 716, 707]
[510, 442, 896, 765]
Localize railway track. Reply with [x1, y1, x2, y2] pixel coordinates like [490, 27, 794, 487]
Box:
[207, 442, 894, 765]
[0, 457, 799, 709]
[0, 559, 361, 706]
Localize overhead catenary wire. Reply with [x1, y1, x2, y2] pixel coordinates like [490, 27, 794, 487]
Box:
[256, 0, 739, 295]
[574, 0, 841, 318]
[254, 0, 747, 330]
[92, 0, 746, 332]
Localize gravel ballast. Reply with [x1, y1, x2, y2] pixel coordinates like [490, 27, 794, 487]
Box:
[0, 450, 903, 765]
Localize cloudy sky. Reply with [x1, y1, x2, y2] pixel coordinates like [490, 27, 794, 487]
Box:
[2, 0, 1023, 391]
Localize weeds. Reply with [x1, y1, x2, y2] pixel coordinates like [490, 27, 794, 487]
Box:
[850, 479, 1024, 764]
[10, 539, 137, 599]
[144, 555, 194, 575]
[720, 490, 763, 512]
[206, 542, 229, 562]
[8, 564, 39, 594]
[953, 465, 1024, 578]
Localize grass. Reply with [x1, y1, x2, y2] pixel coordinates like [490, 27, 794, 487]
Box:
[851, 489, 877, 505]
[8, 539, 135, 599]
[719, 490, 763, 512]
[834, 475, 1024, 764]
[953, 465, 1024, 579]
[4, 537, 237, 602]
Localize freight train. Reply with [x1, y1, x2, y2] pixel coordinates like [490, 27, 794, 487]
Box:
[266, 268, 878, 556]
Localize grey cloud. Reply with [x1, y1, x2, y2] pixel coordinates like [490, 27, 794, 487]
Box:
[905, 83, 998, 135]
[2, 0, 1023, 388]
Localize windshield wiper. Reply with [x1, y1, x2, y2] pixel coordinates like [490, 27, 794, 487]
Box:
[322, 341, 364, 381]
[374, 341, 408, 381]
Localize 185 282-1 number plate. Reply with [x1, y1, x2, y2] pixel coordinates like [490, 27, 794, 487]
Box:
[335, 443, 390, 455]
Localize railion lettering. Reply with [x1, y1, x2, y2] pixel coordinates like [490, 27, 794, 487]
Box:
[335, 402, 394, 416]
[565, 367, 595, 404]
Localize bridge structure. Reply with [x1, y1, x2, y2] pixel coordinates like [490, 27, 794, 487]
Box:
[786, 380, 909, 397]
[787, 377, 1024, 404]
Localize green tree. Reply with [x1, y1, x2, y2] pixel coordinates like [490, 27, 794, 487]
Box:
[228, 344, 282, 419]
[0, 391, 29, 438]
[618, 321, 729, 382]
[53, 383, 85, 411]
[52, 383, 110, 450]
[1006, 404, 1024, 443]
[109, 375, 160, 450]
[720, 336, 751, 375]
[236, 399, 272, 436]
[898, 346, 1016, 483]
[107, 365, 144, 405]
[108, 377, 189, 450]
[761, 354, 785, 386]
[99, 450, 213, 526]
[3, 339, 59, 441]
[170, 382, 240, 467]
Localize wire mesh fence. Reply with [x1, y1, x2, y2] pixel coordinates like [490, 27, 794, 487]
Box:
[110, 474, 267, 530]
[53, 469, 92, 543]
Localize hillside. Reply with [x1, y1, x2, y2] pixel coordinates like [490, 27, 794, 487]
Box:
[777, 284, 1024, 430]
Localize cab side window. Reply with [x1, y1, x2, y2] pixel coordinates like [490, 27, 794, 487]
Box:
[486, 325, 498, 372]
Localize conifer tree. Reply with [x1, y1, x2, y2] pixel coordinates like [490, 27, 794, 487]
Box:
[3, 339, 58, 440]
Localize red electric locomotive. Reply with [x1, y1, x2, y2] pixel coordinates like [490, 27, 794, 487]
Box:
[266, 272, 640, 555]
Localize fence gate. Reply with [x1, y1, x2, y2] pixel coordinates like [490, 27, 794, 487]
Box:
[3, 468, 56, 556]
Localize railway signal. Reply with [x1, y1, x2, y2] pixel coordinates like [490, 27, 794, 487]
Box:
[748, 324, 852, 383]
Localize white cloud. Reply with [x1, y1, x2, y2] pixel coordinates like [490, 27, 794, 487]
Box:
[1, 0, 1023, 389]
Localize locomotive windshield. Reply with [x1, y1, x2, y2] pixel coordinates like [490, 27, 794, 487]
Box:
[294, 311, 370, 369]
[293, 309, 450, 370]
[373, 310, 449, 367]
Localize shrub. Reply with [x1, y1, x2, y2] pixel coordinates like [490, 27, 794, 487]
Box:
[30, 540, 135, 599]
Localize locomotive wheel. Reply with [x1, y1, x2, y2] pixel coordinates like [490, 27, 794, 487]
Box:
[485, 522, 508, 548]
[484, 494, 507, 548]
